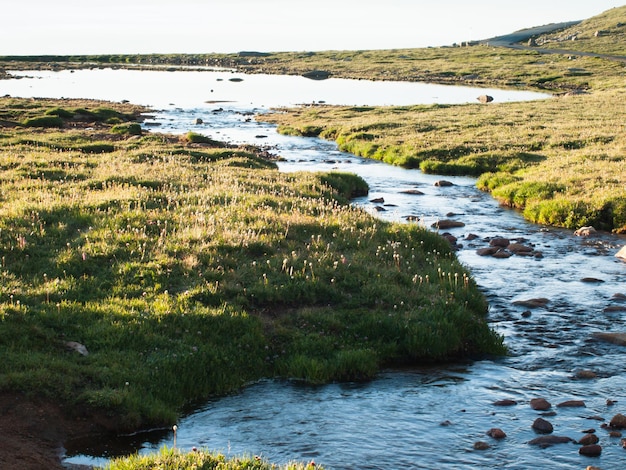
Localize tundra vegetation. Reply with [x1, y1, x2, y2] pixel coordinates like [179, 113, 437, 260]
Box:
[0, 98, 502, 439]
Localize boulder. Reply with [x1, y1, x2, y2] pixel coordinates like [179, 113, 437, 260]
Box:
[434, 180, 454, 187]
[616, 245, 626, 260]
[532, 417, 554, 434]
[477, 95, 494, 103]
[194, 117, 203, 125]
[400, 189, 424, 195]
[530, 398, 552, 411]
[574, 226, 596, 237]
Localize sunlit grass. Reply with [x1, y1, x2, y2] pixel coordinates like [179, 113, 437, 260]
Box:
[0, 97, 503, 430]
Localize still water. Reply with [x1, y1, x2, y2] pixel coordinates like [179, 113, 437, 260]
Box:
[2, 69, 625, 469]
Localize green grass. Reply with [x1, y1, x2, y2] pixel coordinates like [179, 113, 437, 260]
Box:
[0, 97, 504, 431]
[104, 446, 321, 470]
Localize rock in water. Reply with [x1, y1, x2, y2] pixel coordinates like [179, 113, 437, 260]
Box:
[532, 417, 554, 434]
[530, 398, 552, 410]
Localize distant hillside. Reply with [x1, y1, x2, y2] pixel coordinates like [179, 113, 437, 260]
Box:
[531, 5, 626, 56]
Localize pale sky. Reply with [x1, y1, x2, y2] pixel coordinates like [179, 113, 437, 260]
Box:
[2, 1, 624, 55]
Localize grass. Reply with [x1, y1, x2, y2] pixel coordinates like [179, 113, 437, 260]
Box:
[0, 97, 503, 433]
[105, 446, 321, 470]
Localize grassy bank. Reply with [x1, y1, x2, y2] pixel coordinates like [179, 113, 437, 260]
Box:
[258, 85, 626, 232]
[0, 97, 503, 432]
[105, 446, 321, 470]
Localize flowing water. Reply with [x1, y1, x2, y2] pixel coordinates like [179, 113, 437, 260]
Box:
[2, 69, 625, 469]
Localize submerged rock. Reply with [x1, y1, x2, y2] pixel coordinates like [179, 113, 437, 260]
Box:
[486, 428, 507, 439]
[557, 400, 586, 408]
[513, 298, 550, 309]
[592, 332, 626, 347]
[528, 435, 573, 447]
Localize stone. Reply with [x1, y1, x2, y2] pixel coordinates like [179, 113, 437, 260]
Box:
[603, 305, 626, 313]
[434, 180, 454, 187]
[400, 189, 424, 195]
[465, 233, 479, 241]
[477, 94, 494, 103]
[530, 398, 552, 411]
[507, 243, 533, 254]
[489, 237, 510, 247]
[64, 341, 89, 356]
[610, 413, 626, 429]
[370, 197, 385, 203]
[557, 400, 586, 408]
[578, 433, 599, 445]
[513, 298, 549, 309]
[532, 417, 554, 434]
[579, 444, 602, 457]
[302, 70, 331, 80]
[574, 226, 597, 237]
[477, 247, 500, 256]
[473, 441, 490, 450]
[592, 332, 626, 347]
[581, 277, 604, 283]
[492, 250, 512, 259]
[486, 428, 507, 439]
[614, 246, 626, 260]
[194, 117, 203, 124]
[621, 437, 626, 448]
[609, 431, 622, 438]
[528, 436, 573, 447]
[432, 219, 465, 229]
[493, 399, 518, 406]
[576, 370, 597, 379]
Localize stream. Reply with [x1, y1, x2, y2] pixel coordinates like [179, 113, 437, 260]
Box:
[2, 68, 625, 469]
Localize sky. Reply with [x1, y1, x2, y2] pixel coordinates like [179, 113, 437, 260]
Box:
[2, 1, 625, 55]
